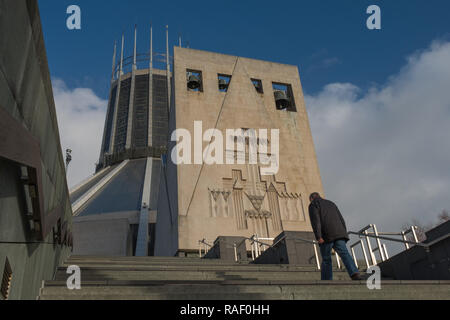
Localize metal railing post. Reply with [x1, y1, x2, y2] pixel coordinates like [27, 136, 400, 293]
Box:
[372, 224, 386, 262]
[351, 245, 358, 269]
[382, 243, 389, 260]
[364, 229, 376, 266]
[360, 240, 370, 269]
[255, 234, 260, 257]
[313, 243, 321, 270]
[233, 243, 237, 262]
[401, 231, 410, 249]
[251, 242, 255, 260]
[335, 252, 341, 269]
[411, 226, 419, 243]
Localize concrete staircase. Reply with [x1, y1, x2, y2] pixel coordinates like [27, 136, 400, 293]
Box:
[38, 256, 450, 300]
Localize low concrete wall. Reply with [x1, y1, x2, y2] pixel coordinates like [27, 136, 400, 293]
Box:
[203, 236, 247, 262]
[379, 221, 450, 280]
[253, 231, 317, 265]
[425, 220, 450, 243]
[73, 218, 133, 256]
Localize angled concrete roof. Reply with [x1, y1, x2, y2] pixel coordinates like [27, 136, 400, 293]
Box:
[70, 158, 161, 218]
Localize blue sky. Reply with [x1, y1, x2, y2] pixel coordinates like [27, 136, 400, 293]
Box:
[42, 0, 450, 238]
[39, 0, 450, 99]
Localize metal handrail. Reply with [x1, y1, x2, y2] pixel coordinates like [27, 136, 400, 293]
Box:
[199, 238, 242, 261]
[198, 238, 213, 247]
[214, 238, 240, 262]
[196, 223, 449, 271]
[347, 224, 422, 269]
[234, 235, 272, 260]
[236, 235, 273, 247]
[248, 235, 274, 259]
[348, 226, 450, 268]
[350, 229, 450, 250]
[197, 233, 341, 270]
[198, 238, 213, 258]
[348, 231, 424, 247]
[242, 234, 328, 270]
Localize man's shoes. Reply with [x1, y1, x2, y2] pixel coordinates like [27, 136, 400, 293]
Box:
[351, 273, 362, 280]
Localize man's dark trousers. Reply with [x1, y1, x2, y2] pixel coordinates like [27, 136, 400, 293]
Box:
[319, 239, 359, 280]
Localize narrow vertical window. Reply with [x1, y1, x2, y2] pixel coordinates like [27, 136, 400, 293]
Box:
[251, 79, 263, 94]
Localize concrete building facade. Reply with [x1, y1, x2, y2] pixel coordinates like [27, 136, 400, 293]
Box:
[0, 0, 73, 300]
[155, 47, 324, 256]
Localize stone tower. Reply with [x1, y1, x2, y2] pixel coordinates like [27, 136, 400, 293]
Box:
[155, 47, 324, 256]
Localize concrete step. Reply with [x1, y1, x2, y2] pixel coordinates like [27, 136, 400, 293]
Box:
[59, 263, 349, 271]
[39, 293, 290, 300]
[54, 270, 353, 281]
[66, 256, 245, 264]
[42, 255, 445, 300]
[39, 281, 450, 300]
[64, 257, 363, 270]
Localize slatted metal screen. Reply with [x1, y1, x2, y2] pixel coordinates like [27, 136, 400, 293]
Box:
[114, 78, 132, 152]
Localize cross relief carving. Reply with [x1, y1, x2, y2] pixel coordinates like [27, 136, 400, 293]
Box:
[208, 165, 306, 237]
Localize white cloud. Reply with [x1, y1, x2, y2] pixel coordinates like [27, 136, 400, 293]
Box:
[305, 40, 450, 236]
[53, 79, 107, 189]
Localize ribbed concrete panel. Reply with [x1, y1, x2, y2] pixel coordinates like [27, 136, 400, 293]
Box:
[151, 74, 169, 148]
[132, 75, 149, 148]
[102, 85, 117, 154]
[114, 78, 131, 153]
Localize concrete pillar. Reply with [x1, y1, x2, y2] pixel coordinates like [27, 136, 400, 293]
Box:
[109, 34, 125, 154]
[135, 158, 153, 256]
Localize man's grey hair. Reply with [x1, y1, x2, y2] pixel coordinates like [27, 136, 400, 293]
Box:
[309, 192, 321, 202]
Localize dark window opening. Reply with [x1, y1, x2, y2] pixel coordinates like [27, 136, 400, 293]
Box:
[1, 258, 12, 300]
[251, 79, 263, 94]
[218, 74, 231, 92]
[187, 69, 203, 92]
[272, 82, 296, 112]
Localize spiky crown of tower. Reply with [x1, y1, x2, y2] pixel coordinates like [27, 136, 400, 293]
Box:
[97, 25, 174, 172]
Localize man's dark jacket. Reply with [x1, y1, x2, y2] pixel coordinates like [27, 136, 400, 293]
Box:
[308, 198, 349, 243]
